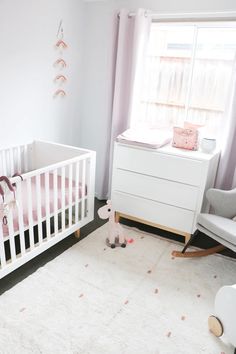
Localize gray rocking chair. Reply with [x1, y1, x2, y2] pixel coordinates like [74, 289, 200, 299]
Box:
[173, 188, 236, 258]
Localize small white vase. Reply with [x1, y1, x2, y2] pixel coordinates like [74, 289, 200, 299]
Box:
[201, 138, 216, 153]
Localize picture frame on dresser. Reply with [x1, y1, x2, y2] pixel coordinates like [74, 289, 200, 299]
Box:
[111, 142, 220, 244]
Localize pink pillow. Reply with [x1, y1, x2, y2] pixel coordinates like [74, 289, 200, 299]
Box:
[172, 127, 199, 151]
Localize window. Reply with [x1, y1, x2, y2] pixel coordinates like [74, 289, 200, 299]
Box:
[131, 22, 236, 138]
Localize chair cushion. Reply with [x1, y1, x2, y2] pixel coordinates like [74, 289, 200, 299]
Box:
[197, 213, 236, 246]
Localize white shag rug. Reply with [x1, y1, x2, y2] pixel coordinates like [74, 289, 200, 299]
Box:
[0, 223, 236, 354]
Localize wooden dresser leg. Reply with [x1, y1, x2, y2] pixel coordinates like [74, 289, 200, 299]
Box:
[184, 234, 191, 244]
[115, 212, 120, 223]
[75, 229, 81, 238]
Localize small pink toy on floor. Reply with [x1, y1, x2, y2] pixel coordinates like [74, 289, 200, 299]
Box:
[97, 200, 127, 249]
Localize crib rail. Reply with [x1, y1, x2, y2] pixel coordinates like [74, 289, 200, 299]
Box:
[0, 143, 32, 176]
[0, 144, 95, 279]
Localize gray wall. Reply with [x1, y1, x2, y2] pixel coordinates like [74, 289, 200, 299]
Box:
[0, 0, 85, 148]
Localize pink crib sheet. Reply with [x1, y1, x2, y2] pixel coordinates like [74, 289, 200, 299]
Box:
[3, 173, 85, 237]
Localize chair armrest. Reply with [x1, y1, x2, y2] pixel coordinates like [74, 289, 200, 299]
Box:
[206, 188, 236, 218]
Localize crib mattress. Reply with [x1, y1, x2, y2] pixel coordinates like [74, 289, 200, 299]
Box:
[3, 174, 85, 237]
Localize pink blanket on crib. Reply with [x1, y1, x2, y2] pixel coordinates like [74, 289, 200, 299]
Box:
[3, 174, 85, 236]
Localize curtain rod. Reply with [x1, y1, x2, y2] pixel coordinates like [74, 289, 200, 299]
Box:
[124, 11, 236, 21]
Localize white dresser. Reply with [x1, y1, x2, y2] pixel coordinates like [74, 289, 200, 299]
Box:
[111, 142, 220, 243]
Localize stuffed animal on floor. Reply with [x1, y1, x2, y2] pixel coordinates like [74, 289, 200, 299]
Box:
[97, 200, 127, 249]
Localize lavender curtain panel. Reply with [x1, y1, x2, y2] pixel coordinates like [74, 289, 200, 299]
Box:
[106, 9, 151, 197]
[216, 73, 236, 190]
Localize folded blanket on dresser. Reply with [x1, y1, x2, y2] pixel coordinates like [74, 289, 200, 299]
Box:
[116, 128, 172, 149]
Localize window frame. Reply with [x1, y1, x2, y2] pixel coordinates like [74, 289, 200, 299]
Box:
[136, 20, 236, 136]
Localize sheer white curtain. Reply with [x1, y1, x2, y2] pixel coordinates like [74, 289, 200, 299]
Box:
[106, 8, 151, 197]
[216, 72, 236, 189]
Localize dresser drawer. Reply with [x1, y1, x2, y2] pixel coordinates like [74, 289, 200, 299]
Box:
[112, 192, 194, 234]
[114, 144, 203, 186]
[113, 169, 198, 211]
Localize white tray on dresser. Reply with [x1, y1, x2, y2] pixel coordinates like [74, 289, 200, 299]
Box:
[111, 142, 220, 244]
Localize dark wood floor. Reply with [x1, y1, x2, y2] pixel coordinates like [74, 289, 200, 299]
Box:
[0, 198, 235, 295]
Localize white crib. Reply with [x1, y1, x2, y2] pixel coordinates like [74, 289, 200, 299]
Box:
[0, 140, 96, 279]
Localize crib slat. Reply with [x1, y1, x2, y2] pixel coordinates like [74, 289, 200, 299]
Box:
[5, 150, 9, 176]
[27, 178, 34, 249]
[2, 150, 7, 175]
[16, 181, 26, 256]
[20, 146, 25, 173]
[81, 159, 86, 220]
[8, 209, 16, 262]
[0, 152, 3, 176]
[86, 152, 95, 222]
[36, 174, 43, 245]
[68, 164, 73, 227]
[45, 171, 51, 239]
[13, 148, 17, 174]
[0, 224, 6, 268]
[9, 148, 14, 176]
[75, 161, 79, 223]
[61, 167, 66, 231]
[0, 152, 2, 176]
[24, 145, 28, 173]
[53, 169, 58, 235]
[17, 146, 22, 173]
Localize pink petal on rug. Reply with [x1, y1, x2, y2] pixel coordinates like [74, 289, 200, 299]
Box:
[167, 331, 172, 338]
[128, 238, 134, 243]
